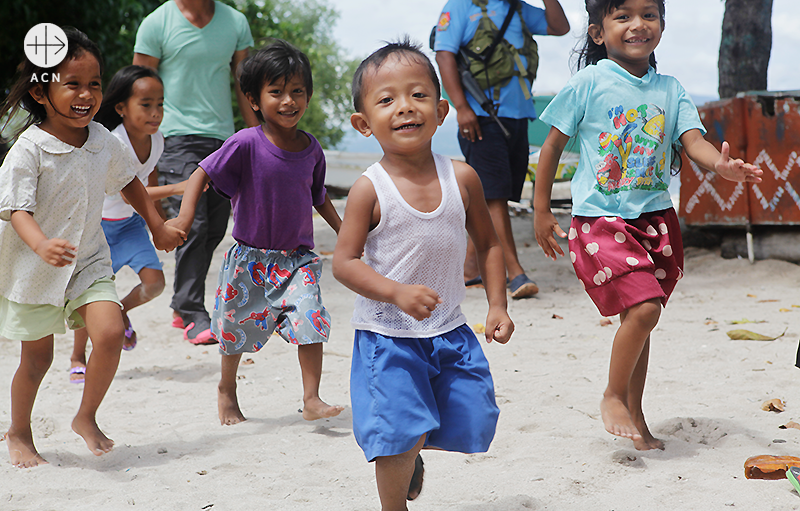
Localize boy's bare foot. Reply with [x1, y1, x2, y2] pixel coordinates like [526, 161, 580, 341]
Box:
[218, 386, 246, 425]
[600, 396, 641, 441]
[5, 431, 48, 468]
[71, 416, 114, 456]
[302, 397, 344, 421]
[630, 412, 665, 451]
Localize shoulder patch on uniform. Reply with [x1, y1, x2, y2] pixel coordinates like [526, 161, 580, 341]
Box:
[437, 12, 451, 31]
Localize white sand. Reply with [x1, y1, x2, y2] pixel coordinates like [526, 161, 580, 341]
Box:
[2, 206, 800, 510]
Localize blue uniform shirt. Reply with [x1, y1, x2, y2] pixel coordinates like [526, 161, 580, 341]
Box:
[434, 0, 549, 119]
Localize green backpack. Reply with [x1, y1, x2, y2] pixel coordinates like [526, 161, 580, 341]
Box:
[461, 0, 539, 101]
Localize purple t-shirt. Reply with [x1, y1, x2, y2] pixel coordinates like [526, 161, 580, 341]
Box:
[199, 126, 327, 250]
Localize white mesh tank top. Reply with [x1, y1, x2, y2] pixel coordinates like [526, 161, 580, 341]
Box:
[351, 153, 467, 337]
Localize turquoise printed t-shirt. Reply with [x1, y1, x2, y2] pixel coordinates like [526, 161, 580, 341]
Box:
[540, 59, 705, 219]
[433, 0, 549, 119]
[134, 1, 253, 140]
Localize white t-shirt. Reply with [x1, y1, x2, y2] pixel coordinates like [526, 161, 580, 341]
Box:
[0, 122, 136, 306]
[102, 124, 164, 220]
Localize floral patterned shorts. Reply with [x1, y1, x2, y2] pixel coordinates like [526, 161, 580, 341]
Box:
[211, 243, 330, 355]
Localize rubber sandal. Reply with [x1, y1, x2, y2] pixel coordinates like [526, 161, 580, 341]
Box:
[464, 276, 483, 287]
[171, 316, 185, 329]
[788, 466, 800, 494]
[183, 322, 216, 345]
[508, 273, 539, 299]
[122, 319, 136, 351]
[407, 454, 424, 501]
[69, 366, 86, 384]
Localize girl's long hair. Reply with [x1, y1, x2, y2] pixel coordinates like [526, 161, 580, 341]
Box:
[0, 27, 103, 142]
[575, 0, 665, 70]
[94, 65, 163, 131]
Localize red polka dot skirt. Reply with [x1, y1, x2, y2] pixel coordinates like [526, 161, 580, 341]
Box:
[568, 208, 684, 317]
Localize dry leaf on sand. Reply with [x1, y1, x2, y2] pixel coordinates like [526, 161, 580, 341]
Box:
[599, 318, 613, 326]
[761, 398, 785, 412]
[779, 421, 800, 430]
[727, 328, 786, 341]
[552, 314, 563, 320]
[473, 323, 485, 334]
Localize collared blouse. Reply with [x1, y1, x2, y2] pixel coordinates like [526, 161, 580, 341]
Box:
[0, 122, 136, 306]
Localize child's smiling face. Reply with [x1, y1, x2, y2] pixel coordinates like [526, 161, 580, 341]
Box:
[589, 0, 663, 77]
[248, 72, 310, 132]
[350, 53, 448, 155]
[116, 76, 163, 138]
[30, 52, 103, 135]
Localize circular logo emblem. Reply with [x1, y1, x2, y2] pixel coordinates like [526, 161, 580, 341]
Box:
[24, 24, 68, 68]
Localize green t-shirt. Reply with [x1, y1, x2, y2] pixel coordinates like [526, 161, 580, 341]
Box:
[134, 1, 253, 140]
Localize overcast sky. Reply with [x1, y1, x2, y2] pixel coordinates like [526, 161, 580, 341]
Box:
[330, 0, 798, 153]
[331, 0, 799, 101]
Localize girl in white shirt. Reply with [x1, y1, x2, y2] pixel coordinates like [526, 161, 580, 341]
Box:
[70, 66, 188, 378]
[0, 29, 185, 467]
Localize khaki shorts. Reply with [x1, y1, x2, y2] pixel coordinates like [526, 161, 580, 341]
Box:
[0, 277, 120, 341]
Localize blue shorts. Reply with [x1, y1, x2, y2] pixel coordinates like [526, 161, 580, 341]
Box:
[211, 243, 331, 355]
[101, 214, 163, 274]
[351, 324, 499, 462]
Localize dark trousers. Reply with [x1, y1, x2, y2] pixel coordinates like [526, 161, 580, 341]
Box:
[159, 135, 228, 323]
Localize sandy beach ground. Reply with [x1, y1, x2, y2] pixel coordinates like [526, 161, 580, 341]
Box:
[3, 197, 800, 511]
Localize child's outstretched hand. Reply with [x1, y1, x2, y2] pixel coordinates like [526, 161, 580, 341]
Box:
[534, 209, 567, 260]
[485, 306, 514, 344]
[151, 224, 186, 253]
[715, 141, 763, 183]
[35, 238, 77, 267]
[394, 284, 442, 321]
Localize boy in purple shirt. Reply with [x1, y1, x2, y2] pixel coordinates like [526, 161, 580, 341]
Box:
[169, 40, 344, 425]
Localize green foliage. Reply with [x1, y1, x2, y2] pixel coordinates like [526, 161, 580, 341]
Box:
[1, 0, 356, 149]
[0, 0, 164, 94]
[228, 0, 358, 148]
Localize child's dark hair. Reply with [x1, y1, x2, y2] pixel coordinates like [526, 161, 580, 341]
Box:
[0, 27, 103, 141]
[94, 65, 163, 131]
[351, 37, 441, 113]
[576, 0, 665, 70]
[238, 39, 313, 123]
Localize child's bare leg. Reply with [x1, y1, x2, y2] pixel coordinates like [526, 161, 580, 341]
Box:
[119, 268, 166, 349]
[601, 299, 661, 442]
[219, 353, 245, 425]
[70, 328, 89, 380]
[297, 343, 343, 420]
[6, 336, 53, 468]
[626, 335, 664, 450]
[375, 434, 426, 511]
[72, 301, 123, 456]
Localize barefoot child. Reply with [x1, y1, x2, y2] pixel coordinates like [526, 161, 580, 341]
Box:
[169, 39, 344, 425]
[333, 39, 514, 510]
[0, 28, 185, 467]
[533, 0, 763, 450]
[69, 65, 190, 381]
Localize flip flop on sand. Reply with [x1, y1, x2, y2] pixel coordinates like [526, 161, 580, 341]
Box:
[184, 322, 216, 345]
[407, 454, 424, 501]
[69, 366, 86, 384]
[788, 466, 800, 494]
[122, 318, 137, 351]
[464, 276, 483, 287]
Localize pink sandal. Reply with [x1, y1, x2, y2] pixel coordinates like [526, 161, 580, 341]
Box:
[69, 366, 86, 384]
[122, 319, 137, 351]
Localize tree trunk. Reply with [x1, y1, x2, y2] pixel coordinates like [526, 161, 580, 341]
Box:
[718, 0, 773, 99]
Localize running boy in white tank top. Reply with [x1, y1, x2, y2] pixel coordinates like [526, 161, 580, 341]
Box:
[333, 39, 514, 510]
